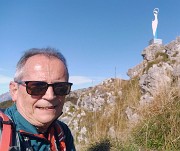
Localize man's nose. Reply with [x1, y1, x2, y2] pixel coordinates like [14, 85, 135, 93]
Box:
[42, 86, 55, 100]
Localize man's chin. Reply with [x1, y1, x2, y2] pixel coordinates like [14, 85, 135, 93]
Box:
[38, 116, 56, 124]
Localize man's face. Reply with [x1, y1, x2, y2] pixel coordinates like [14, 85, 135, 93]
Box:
[11, 55, 67, 129]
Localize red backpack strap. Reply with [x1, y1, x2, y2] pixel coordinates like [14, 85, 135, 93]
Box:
[55, 122, 66, 151]
[0, 111, 13, 151]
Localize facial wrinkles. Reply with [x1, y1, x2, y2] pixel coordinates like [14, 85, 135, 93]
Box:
[40, 58, 58, 82]
[16, 55, 66, 128]
[47, 58, 52, 81]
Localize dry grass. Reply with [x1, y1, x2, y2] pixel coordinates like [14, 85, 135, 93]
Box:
[76, 77, 180, 150]
[132, 78, 180, 150]
[78, 78, 141, 150]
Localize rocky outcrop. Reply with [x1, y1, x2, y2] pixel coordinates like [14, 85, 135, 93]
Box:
[127, 37, 180, 106]
[142, 43, 166, 61]
[165, 36, 180, 63]
[139, 62, 173, 105]
[60, 78, 123, 142]
[127, 61, 146, 78]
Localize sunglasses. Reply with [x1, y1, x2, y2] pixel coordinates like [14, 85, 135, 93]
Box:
[15, 81, 73, 96]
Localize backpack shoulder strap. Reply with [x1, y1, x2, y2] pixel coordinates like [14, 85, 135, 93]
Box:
[0, 110, 13, 151]
[55, 121, 66, 151]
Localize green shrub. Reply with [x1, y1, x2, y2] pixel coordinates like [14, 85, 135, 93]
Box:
[155, 52, 169, 62]
[144, 52, 170, 73]
[87, 138, 111, 151]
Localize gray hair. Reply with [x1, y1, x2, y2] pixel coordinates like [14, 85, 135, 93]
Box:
[14, 47, 69, 81]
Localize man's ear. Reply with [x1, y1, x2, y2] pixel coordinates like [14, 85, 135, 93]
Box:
[9, 81, 18, 102]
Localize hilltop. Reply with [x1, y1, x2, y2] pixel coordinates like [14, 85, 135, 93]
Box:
[0, 92, 11, 102]
[62, 37, 180, 150]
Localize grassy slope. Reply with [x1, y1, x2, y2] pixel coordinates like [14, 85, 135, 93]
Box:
[79, 78, 180, 151]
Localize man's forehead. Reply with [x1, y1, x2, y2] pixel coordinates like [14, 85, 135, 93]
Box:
[25, 55, 61, 65]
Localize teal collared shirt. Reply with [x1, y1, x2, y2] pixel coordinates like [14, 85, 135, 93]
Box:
[4, 104, 76, 151]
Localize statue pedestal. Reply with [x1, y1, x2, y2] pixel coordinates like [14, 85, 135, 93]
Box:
[149, 38, 162, 45]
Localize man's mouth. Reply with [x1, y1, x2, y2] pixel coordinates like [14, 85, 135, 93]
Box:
[37, 106, 56, 110]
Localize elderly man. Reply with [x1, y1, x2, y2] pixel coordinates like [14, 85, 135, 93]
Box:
[3, 48, 76, 151]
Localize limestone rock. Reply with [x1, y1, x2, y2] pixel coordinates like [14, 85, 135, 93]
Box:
[142, 44, 165, 61]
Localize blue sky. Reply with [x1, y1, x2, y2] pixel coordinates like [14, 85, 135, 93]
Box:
[0, 0, 180, 95]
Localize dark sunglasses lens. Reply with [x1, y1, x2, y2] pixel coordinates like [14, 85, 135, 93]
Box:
[26, 81, 47, 95]
[53, 83, 71, 95]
